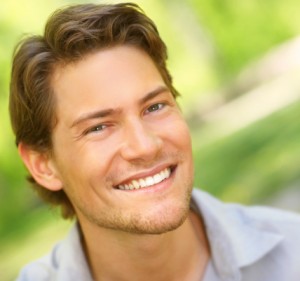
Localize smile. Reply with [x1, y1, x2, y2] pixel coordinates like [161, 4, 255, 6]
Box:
[117, 167, 171, 190]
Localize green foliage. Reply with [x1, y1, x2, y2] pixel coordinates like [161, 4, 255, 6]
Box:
[187, 0, 300, 79]
[193, 101, 300, 204]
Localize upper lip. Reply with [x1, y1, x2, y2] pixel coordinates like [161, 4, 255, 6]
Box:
[114, 163, 175, 187]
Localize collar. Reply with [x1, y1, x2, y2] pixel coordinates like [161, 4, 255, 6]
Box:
[191, 189, 283, 281]
[55, 222, 93, 281]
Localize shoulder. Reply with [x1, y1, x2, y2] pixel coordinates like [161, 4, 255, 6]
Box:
[192, 189, 300, 252]
[192, 188, 300, 232]
[237, 203, 300, 228]
[224, 198, 300, 238]
[15, 223, 91, 281]
[16, 244, 60, 281]
[192, 189, 300, 280]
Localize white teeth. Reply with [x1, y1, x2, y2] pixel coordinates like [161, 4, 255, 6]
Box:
[165, 168, 171, 178]
[163, 170, 168, 178]
[153, 174, 162, 184]
[139, 179, 146, 188]
[118, 168, 171, 190]
[145, 176, 154, 186]
[132, 180, 139, 189]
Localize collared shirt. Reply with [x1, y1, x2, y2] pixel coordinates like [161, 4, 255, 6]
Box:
[16, 189, 300, 281]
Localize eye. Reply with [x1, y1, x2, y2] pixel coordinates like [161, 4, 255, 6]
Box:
[85, 124, 107, 135]
[145, 103, 165, 114]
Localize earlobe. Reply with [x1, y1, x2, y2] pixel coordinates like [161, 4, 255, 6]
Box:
[18, 143, 63, 191]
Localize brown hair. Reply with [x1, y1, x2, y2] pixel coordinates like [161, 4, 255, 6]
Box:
[9, 3, 179, 219]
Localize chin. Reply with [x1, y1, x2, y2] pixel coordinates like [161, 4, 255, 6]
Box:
[122, 183, 193, 235]
[122, 201, 191, 235]
[80, 181, 194, 235]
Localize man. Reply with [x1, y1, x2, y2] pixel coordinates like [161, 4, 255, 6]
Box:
[9, 3, 300, 281]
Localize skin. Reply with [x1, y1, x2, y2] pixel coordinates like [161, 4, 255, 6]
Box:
[20, 45, 210, 280]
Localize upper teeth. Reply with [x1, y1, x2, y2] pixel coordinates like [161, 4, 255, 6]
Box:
[118, 168, 171, 190]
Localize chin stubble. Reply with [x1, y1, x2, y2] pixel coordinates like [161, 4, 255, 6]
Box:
[83, 179, 193, 235]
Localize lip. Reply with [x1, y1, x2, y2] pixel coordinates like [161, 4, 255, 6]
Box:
[116, 165, 177, 194]
[114, 163, 176, 189]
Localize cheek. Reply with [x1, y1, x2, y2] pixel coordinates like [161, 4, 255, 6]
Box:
[164, 118, 194, 171]
[163, 117, 192, 149]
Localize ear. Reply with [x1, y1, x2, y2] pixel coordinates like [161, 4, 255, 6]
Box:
[18, 142, 63, 191]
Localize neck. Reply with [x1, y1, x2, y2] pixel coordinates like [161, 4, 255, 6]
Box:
[80, 210, 210, 281]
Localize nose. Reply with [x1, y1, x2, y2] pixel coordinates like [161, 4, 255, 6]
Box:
[120, 118, 162, 162]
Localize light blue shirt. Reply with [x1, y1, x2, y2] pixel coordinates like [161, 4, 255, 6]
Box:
[16, 189, 300, 281]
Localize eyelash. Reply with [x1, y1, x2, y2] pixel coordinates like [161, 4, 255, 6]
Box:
[84, 124, 107, 135]
[145, 103, 165, 114]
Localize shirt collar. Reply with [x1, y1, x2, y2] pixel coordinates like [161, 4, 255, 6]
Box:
[191, 189, 283, 281]
[56, 222, 93, 281]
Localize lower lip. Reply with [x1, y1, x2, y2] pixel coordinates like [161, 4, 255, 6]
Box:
[118, 166, 176, 194]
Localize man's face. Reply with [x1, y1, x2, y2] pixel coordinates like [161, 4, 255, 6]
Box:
[50, 45, 194, 234]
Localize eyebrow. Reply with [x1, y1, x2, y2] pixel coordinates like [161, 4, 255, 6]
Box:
[138, 85, 169, 105]
[70, 85, 169, 129]
[70, 108, 119, 129]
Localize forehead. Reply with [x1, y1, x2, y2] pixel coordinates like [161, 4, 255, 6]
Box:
[53, 46, 162, 91]
[50, 46, 166, 121]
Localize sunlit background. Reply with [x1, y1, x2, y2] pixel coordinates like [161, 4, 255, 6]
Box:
[1, 0, 300, 280]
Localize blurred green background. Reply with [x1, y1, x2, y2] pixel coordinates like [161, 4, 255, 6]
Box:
[1, 0, 300, 280]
